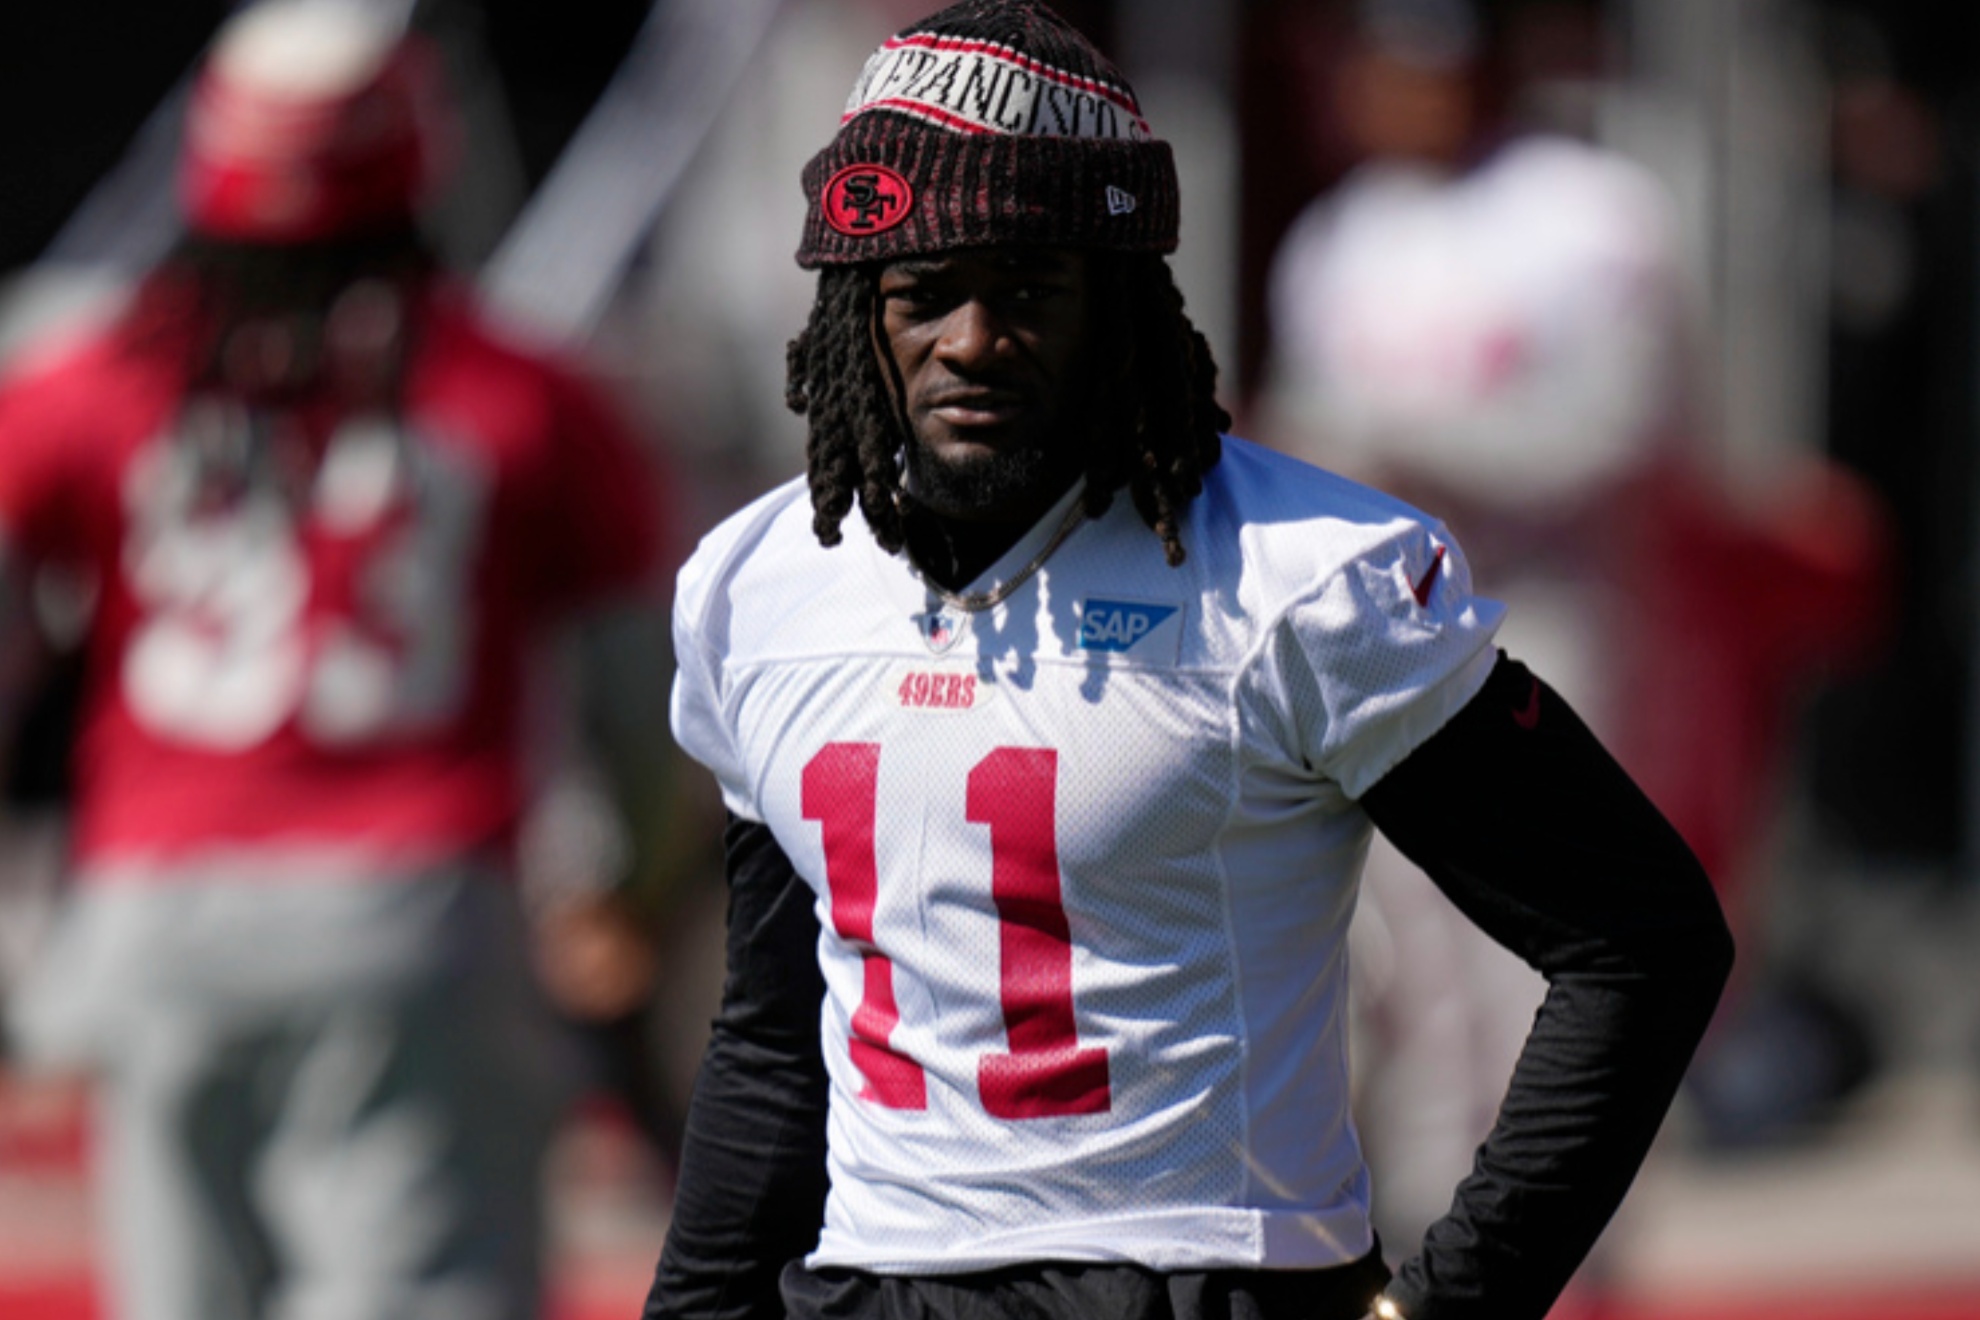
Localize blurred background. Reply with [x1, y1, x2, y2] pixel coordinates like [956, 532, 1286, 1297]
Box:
[1, 0, 1978, 1317]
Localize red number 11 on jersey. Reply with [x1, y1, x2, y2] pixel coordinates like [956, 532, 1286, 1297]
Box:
[802, 742, 1112, 1120]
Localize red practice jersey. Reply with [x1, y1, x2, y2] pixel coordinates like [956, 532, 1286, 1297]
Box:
[0, 286, 663, 876]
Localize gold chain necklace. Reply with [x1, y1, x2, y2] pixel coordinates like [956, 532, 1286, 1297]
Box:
[908, 496, 1088, 615]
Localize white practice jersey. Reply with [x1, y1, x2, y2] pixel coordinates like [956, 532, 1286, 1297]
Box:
[671, 437, 1503, 1274]
[1268, 135, 1686, 510]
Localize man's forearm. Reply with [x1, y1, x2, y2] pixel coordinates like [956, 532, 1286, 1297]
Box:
[1386, 963, 1725, 1318]
[1362, 655, 1734, 1320]
[644, 816, 831, 1320]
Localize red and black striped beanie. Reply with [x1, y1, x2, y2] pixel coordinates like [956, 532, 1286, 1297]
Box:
[796, 0, 1180, 268]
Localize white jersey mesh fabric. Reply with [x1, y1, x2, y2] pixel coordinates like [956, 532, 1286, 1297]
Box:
[670, 437, 1503, 1273]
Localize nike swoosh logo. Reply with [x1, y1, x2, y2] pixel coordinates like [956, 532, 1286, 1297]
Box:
[1512, 677, 1541, 730]
[1410, 546, 1447, 607]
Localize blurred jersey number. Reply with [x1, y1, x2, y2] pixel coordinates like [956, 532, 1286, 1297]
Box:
[120, 418, 488, 749]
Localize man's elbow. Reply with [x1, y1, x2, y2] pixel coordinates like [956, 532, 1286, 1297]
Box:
[1624, 848, 1736, 1011]
[1674, 848, 1737, 994]
[1649, 867, 1736, 1026]
[1675, 904, 1736, 1024]
[1699, 901, 1736, 989]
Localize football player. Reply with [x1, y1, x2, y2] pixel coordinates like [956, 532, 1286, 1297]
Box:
[646, 3, 1731, 1319]
[0, 3, 671, 1318]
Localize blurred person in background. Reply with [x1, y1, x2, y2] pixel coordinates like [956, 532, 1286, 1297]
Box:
[1267, 0, 1693, 744]
[1804, 6, 1967, 875]
[0, 2, 674, 1318]
[1263, 0, 1688, 1256]
[1263, 0, 1883, 1251]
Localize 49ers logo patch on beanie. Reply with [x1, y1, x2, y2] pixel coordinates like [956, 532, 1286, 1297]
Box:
[797, 0, 1179, 267]
[823, 164, 915, 237]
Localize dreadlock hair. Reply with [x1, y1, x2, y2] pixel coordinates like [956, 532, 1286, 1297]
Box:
[787, 251, 1228, 569]
[121, 224, 437, 394]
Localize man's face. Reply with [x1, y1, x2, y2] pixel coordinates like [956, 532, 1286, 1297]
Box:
[1337, 46, 1477, 166]
[877, 246, 1094, 525]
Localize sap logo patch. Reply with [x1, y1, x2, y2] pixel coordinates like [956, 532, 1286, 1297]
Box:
[1078, 598, 1180, 654]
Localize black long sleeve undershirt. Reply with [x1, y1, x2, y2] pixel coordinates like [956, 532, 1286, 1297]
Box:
[643, 654, 1733, 1320]
[1362, 655, 1734, 1319]
[644, 815, 831, 1320]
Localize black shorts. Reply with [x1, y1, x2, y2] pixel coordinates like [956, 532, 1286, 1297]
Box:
[780, 1249, 1390, 1320]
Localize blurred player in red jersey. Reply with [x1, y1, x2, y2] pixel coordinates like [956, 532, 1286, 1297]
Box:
[0, 3, 673, 1318]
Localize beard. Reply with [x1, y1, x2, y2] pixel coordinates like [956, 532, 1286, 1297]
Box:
[901, 428, 1083, 524]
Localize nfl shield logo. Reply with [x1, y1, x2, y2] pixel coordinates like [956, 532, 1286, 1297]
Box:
[914, 608, 968, 655]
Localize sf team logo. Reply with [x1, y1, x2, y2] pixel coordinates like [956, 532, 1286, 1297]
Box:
[824, 163, 914, 236]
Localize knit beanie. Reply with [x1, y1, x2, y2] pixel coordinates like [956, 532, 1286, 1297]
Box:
[180, 0, 453, 244]
[796, 0, 1180, 268]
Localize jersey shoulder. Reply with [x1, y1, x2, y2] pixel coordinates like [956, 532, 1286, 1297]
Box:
[408, 287, 593, 436]
[1190, 439, 1502, 794]
[0, 322, 162, 425]
[1489, 133, 1672, 206]
[1480, 134, 1681, 265]
[1173, 436, 1491, 669]
[674, 475, 821, 643]
[1192, 436, 1452, 597]
[406, 288, 664, 531]
[0, 325, 174, 509]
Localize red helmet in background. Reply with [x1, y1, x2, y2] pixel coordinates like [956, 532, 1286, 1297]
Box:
[179, 0, 454, 244]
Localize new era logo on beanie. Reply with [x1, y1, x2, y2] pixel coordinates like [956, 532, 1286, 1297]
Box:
[798, 0, 1180, 267]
